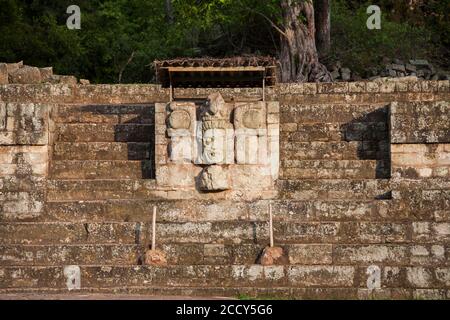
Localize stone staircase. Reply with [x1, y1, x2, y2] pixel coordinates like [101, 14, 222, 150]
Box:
[0, 102, 396, 298]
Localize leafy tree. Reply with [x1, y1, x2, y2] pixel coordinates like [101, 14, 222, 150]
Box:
[0, 0, 447, 83]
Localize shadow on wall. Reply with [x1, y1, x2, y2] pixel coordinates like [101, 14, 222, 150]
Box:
[339, 105, 391, 180]
[79, 104, 155, 179]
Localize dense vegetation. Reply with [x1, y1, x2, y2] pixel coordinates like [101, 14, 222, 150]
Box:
[0, 0, 448, 83]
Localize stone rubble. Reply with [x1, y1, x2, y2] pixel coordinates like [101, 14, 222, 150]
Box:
[331, 59, 450, 82]
[0, 61, 90, 85]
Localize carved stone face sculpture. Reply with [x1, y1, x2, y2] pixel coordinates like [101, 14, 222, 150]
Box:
[203, 128, 225, 164]
[200, 92, 231, 165]
[198, 92, 232, 191]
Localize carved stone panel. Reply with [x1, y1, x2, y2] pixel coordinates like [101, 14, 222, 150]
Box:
[156, 92, 279, 199]
[195, 92, 234, 165]
[234, 102, 268, 165]
[166, 102, 196, 163]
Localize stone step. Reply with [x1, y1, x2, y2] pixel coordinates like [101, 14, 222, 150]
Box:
[47, 179, 159, 201]
[54, 104, 154, 124]
[0, 244, 139, 266]
[55, 124, 154, 143]
[277, 179, 391, 200]
[2, 265, 442, 295]
[0, 265, 360, 290]
[1, 243, 439, 268]
[46, 179, 390, 202]
[281, 122, 388, 142]
[0, 287, 365, 300]
[10, 198, 401, 223]
[52, 142, 152, 161]
[280, 104, 388, 124]
[0, 222, 141, 245]
[280, 141, 389, 161]
[0, 243, 333, 266]
[3, 243, 420, 268]
[0, 218, 415, 245]
[280, 160, 385, 179]
[1, 286, 418, 300]
[0, 287, 375, 300]
[50, 160, 154, 180]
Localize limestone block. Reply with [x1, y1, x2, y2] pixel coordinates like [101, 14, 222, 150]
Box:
[230, 165, 272, 190]
[9, 66, 42, 84]
[288, 244, 332, 265]
[390, 101, 450, 143]
[204, 244, 226, 257]
[5, 61, 23, 74]
[288, 266, 355, 287]
[39, 67, 53, 82]
[1, 103, 48, 145]
[49, 75, 77, 85]
[156, 164, 199, 188]
[199, 165, 229, 191]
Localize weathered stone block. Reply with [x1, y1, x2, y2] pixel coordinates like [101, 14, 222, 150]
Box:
[334, 245, 408, 264]
[0, 103, 48, 145]
[390, 101, 450, 143]
[4, 61, 23, 74]
[39, 67, 53, 82]
[288, 244, 332, 265]
[50, 75, 77, 85]
[288, 266, 355, 287]
[204, 244, 226, 257]
[9, 66, 42, 84]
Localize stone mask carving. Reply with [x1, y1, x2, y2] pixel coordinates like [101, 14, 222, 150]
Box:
[198, 93, 232, 191]
[200, 92, 232, 165]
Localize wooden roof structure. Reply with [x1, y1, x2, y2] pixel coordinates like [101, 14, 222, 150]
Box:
[154, 57, 278, 88]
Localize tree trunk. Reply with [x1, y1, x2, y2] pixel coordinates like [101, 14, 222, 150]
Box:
[165, 0, 174, 24]
[314, 0, 331, 58]
[279, 0, 331, 82]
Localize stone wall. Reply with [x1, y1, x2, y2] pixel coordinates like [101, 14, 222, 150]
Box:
[0, 102, 48, 222]
[0, 80, 449, 299]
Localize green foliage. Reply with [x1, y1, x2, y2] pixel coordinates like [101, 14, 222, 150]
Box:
[329, 0, 446, 75]
[0, 0, 447, 82]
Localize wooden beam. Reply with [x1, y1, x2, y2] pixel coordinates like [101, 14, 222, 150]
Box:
[166, 66, 266, 73]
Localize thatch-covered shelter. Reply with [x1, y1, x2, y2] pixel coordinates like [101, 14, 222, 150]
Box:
[154, 56, 278, 88]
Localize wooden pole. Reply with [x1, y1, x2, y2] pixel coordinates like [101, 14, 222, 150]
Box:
[152, 206, 157, 250]
[262, 77, 266, 102]
[269, 203, 274, 247]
